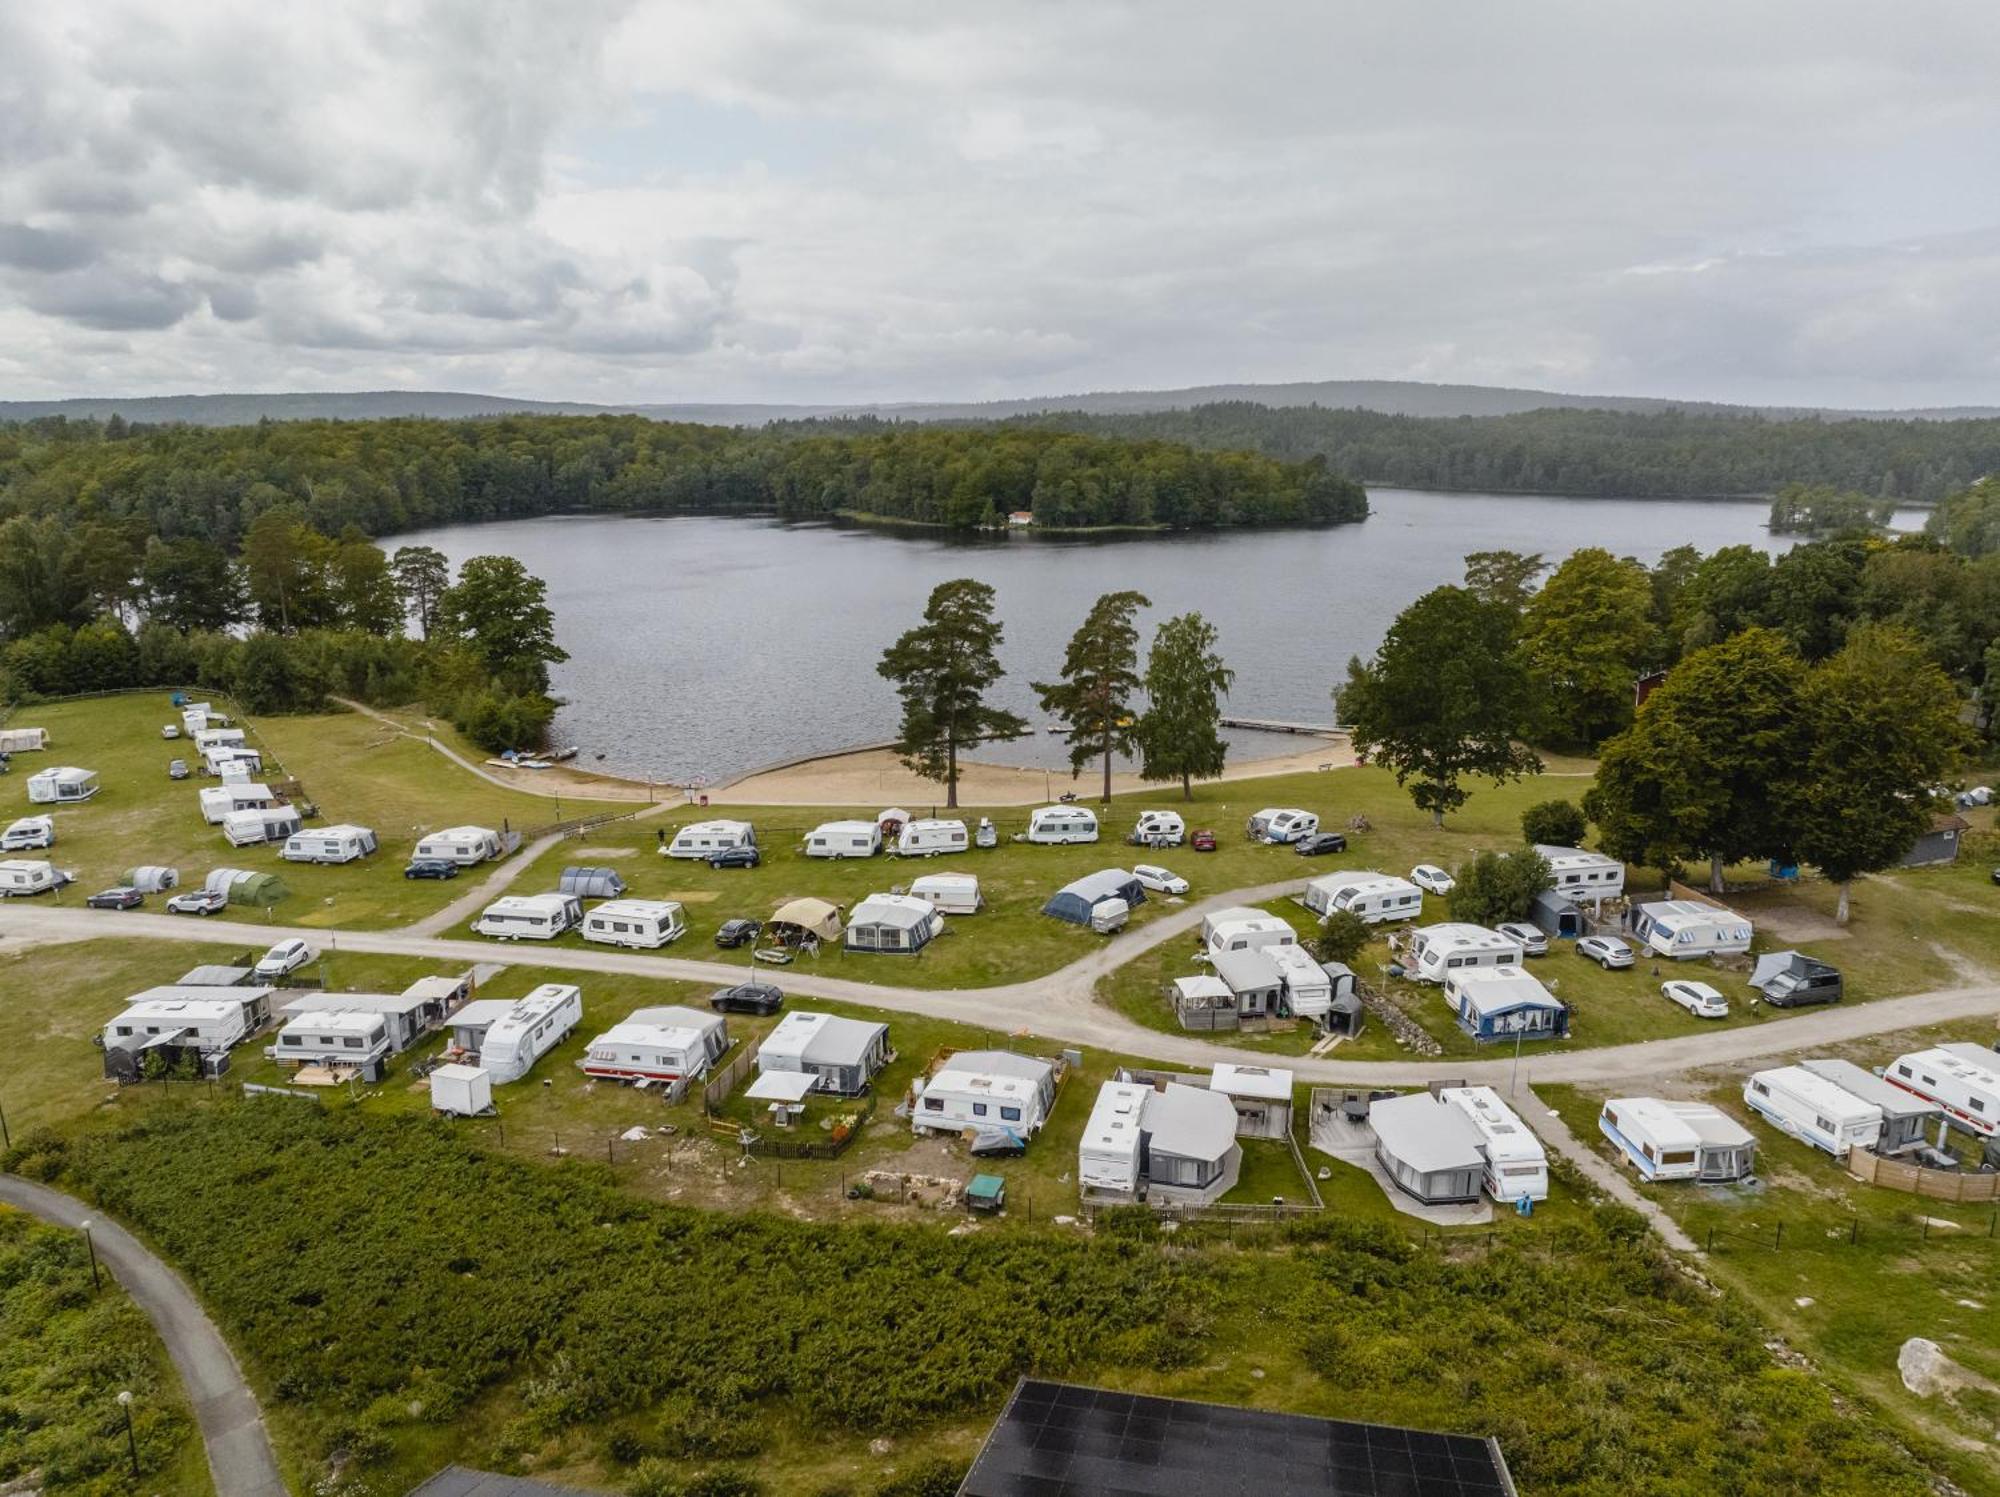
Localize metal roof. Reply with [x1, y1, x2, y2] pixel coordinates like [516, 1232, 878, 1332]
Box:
[1799, 1059, 1938, 1120]
[1211, 1063, 1294, 1102]
[1368, 1092, 1486, 1175]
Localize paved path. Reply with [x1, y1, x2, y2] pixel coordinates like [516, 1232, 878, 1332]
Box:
[1516, 1084, 1698, 1251]
[0, 1177, 289, 1497]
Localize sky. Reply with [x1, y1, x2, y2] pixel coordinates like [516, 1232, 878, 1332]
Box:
[2, 1, 1998, 409]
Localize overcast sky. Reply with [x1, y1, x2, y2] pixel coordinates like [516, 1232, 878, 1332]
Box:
[3, 1, 1997, 408]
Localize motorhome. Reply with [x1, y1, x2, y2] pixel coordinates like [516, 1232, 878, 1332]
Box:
[197, 783, 277, 824]
[222, 805, 304, 847]
[1598, 1097, 1758, 1182]
[480, 984, 585, 1082]
[911, 1051, 1056, 1139]
[26, 766, 99, 804]
[414, 826, 503, 865]
[1129, 810, 1187, 847]
[472, 893, 582, 941]
[804, 820, 882, 859]
[1200, 906, 1299, 958]
[1405, 924, 1524, 984]
[1533, 845, 1625, 903]
[757, 1010, 891, 1095]
[1246, 808, 1318, 845]
[0, 860, 66, 897]
[280, 824, 379, 864]
[581, 899, 687, 949]
[1024, 806, 1099, 844]
[1628, 899, 1753, 960]
[102, 986, 274, 1054]
[895, 818, 969, 857]
[664, 819, 757, 859]
[844, 893, 945, 954]
[909, 871, 983, 914]
[1443, 965, 1568, 1042]
[1439, 1086, 1550, 1202]
[1301, 870, 1424, 923]
[269, 1010, 394, 1076]
[1885, 1046, 2000, 1138]
[578, 1004, 727, 1085]
[1078, 1080, 1241, 1207]
[1742, 1065, 1882, 1156]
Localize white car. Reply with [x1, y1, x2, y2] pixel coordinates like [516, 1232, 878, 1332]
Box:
[1662, 979, 1729, 1019]
[253, 937, 314, 980]
[1, 816, 55, 852]
[1576, 935, 1635, 970]
[1409, 864, 1454, 895]
[1132, 864, 1189, 896]
[1495, 921, 1548, 957]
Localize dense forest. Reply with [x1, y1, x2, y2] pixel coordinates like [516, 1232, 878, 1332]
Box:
[0, 415, 1368, 544]
[994, 401, 2000, 501]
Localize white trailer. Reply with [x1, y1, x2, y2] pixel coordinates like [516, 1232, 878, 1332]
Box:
[578, 1003, 727, 1085]
[0, 727, 48, 753]
[895, 818, 969, 856]
[1129, 810, 1186, 847]
[415, 825, 503, 865]
[1078, 1080, 1149, 1196]
[911, 1050, 1056, 1138]
[804, 820, 882, 859]
[1406, 924, 1524, 984]
[1, 816, 54, 852]
[430, 1063, 494, 1116]
[198, 783, 277, 824]
[1534, 845, 1625, 903]
[472, 893, 582, 941]
[910, 871, 983, 914]
[480, 984, 584, 1082]
[1439, 1085, 1549, 1202]
[664, 819, 756, 858]
[269, 1010, 394, 1073]
[1302, 870, 1424, 923]
[203, 745, 263, 776]
[581, 899, 687, 949]
[1886, 1046, 2000, 1138]
[191, 726, 247, 753]
[280, 824, 378, 864]
[1201, 906, 1299, 959]
[1629, 899, 1753, 960]
[103, 987, 273, 1054]
[1024, 805, 1099, 844]
[26, 767, 99, 804]
[1265, 942, 1333, 1022]
[1246, 807, 1318, 844]
[222, 806, 303, 847]
[1598, 1097, 1758, 1182]
[0, 860, 66, 897]
[1742, 1065, 1882, 1155]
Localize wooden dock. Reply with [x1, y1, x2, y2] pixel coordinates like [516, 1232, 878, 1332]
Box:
[1221, 718, 1346, 736]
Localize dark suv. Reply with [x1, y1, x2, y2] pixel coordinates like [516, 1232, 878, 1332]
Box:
[1295, 832, 1349, 857]
[714, 918, 762, 949]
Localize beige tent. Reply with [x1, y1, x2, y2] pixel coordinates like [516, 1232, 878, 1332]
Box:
[768, 897, 843, 945]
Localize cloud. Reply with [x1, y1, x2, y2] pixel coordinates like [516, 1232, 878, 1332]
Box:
[0, 1, 1997, 406]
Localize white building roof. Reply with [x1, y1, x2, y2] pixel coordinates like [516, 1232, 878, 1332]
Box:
[1438, 1086, 1544, 1165]
[401, 976, 470, 1004]
[1265, 943, 1328, 986]
[1414, 923, 1520, 954]
[1082, 1081, 1150, 1156]
[910, 871, 979, 893]
[112, 996, 249, 1025]
[309, 823, 374, 839]
[1636, 898, 1749, 929]
[1533, 844, 1621, 872]
[762, 1010, 886, 1068]
[1449, 966, 1561, 1017]
[678, 818, 752, 836]
[1751, 1065, 1881, 1124]
[1898, 1045, 2000, 1092]
[1212, 946, 1284, 992]
[587, 898, 683, 922]
[848, 893, 938, 930]
[429, 824, 497, 840]
[483, 894, 574, 915]
[278, 991, 428, 1020]
[1211, 1063, 1294, 1102]
[626, 1004, 724, 1036]
[1308, 870, 1420, 899]
[125, 983, 273, 1009]
[1369, 1093, 1485, 1174]
[1657, 1099, 1756, 1149]
[281, 1009, 385, 1037]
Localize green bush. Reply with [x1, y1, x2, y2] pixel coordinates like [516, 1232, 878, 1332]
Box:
[1446, 847, 1552, 925]
[1313, 908, 1372, 965]
[1520, 798, 1588, 847]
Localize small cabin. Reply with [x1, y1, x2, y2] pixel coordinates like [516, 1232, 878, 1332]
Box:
[665, 819, 756, 859]
[26, 766, 99, 804]
[845, 893, 945, 954]
[804, 820, 882, 859]
[757, 1010, 891, 1096]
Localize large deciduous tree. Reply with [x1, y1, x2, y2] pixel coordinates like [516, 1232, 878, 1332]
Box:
[1339, 586, 1541, 826]
[1036, 591, 1151, 804]
[1446, 847, 1553, 926]
[332, 532, 404, 636]
[1789, 624, 1970, 924]
[1518, 547, 1658, 747]
[1462, 550, 1546, 613]
[877, 578, 1027, 808]
[1136, 611, 1233, 800]
[435, 555, 567, 694]
[140, 538, 244, 633]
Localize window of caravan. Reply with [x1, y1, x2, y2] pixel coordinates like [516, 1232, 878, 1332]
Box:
[1752, 1080, 1769, 1097]
[1898, 1064, 1912, 1078]
[1661, 1149, 1696, 1165]
[283, 1035, 301, 1046]
[923, 1097, 943, 1112]
[973, 1103, 988, 1117]
[1974, 1099, 1988, 1114]
[1002, 1106, 1022, 1121]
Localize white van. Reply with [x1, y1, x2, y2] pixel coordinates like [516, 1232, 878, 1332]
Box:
[896, 818, 969, 857]
[804, 820, 881, 859]
[1129, 810, 1186, 847]
[1247, 808, 1318, 844]
[581, 899, 687, 949]
[472, 893, 582, 941]
[1025, 806, 1099, 844]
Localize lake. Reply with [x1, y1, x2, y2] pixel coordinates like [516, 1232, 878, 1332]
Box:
[395, 489, 1844, 784]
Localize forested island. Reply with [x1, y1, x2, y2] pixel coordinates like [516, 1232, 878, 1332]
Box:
[0, 415, 1368, 544]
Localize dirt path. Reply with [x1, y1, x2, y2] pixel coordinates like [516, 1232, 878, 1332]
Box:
[0, 1176, 290, 1497]
[403, 833, 565, 938]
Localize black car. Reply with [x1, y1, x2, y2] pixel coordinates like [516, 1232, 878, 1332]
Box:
[1295, 832, 1349, 857]
[710, 981, 783, 1016]
[86, 886, 144, 910]
[714, 918, 762, 949]
[708, 845, 761, 869]
[404, 858, 461, 880]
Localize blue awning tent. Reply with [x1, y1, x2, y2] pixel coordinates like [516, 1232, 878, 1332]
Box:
[1042, 869, 1146, 925]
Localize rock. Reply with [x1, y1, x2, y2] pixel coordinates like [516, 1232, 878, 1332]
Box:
[1899, 1337, 1951, 1397]
[620, 1126, 650, 1142]
[1793, 1296, 1814, 1308]
[869, 1438, 894, 1456]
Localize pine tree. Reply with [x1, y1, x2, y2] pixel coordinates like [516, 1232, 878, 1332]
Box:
[1136, 612, 1233, 799]
[876, 579, 1027, 808]
[1035, 591, 1151, 803]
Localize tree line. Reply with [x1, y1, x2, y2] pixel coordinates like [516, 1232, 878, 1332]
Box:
[0, 413, 1368, 545]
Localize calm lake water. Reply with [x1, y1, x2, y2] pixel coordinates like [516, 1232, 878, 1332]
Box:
[396, 489, 1842, 784]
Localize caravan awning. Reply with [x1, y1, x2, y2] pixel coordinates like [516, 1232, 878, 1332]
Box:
[746, 1069, 819, 1102]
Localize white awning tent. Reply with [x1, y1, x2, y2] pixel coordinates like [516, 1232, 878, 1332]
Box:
[746, 1069, 820, 1103]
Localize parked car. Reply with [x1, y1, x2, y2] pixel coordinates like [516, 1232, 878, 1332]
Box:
[1576, 935, 1635, 970]
[715, 918, 762, 949]
[1132, 863, 1189, 895]
[0, 751, 10, 774]
[165, 887, 228, 917]
[1295, 832, 1349, 857]
[710, 980, 783, 1016]
[1, 817, 55, 852]
[1190, 829, 1218, 852]
[1410, 863, 1455, 895]
[167, 758, 190, 779]
[1495, 921, 1549, 957]
[86, 886, 144, 910]
[254, 938, 314, 980]
[403, 858, 461, 880]
[708, 845, 762, 869]
[1662, 979, 1729, 1018]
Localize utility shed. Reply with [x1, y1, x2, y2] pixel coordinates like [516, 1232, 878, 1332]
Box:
[1902, 812, 1969, 868]
[1210, 1063, 1295, 1138]
[1368, 1092, 1486, 1205]
[1801, 1058, 1939, 1154]
[958, 1379, 1520, 1497]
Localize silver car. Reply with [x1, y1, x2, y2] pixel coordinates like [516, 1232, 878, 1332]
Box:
[1495, 921, 1548, 957]
[1576, 935, 1635, 970]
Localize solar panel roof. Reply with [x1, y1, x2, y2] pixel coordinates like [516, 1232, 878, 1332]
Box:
[958, 1380, 1516, 1497]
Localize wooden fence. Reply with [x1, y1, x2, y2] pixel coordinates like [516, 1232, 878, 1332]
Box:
[700, 1039, 764, 1111]
[1847, 1146, 2000, 1202]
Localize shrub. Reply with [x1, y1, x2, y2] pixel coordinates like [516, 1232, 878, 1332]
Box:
[1521, 799, 1588, 847]
[1313, 908, 1372, 965]
[873, 1459, 965, 1497]
[1446, 847, 1551, 925]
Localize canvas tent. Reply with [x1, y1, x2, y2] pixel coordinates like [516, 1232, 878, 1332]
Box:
[0, 727, 48, 753]
[558, 866, 627, 899]
[767, 897, 843, 946]
[125, 865, 179, 893]
[844, 893, 944, 954]
[1042, 869, 1145, 925]
[203, 867, 287, 906]
[1368, 1092, 1486, 1204]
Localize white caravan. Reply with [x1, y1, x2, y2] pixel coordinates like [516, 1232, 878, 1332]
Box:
[1200, 906, 1299, 959]
[415, 826, 503, 865]
[1, 816, 55, 852]
[1628, 899, 1753, 960]
[191, 725, 246, 752]
[1265, 943, 1334, 1022]
[1246, 808, 1318, 844]
[0, 860, 65, 897]
[1302, 870, 1425, 923]
[1405, 924, 1524, 984]
[103, 987, 273, 1054]
[1024, 805, 1099, 844]
[26, 767, 99, 804]
[1886, 1046, 2000, 1138]
[911, 1051, 1057, 1138]
[1742, 1066, 1882, 1156]
[222, 806, 303, 847]
[909, 871, 983, 915]
[203, 745, 263, 778]
[472, 893, 582, 941]
[581, 899, 687, 950]
[1598, 1097, 1758, 1183]
[0, 727, 48, 753]
[281, 825, 378, 864]
[804, 820, 882, 859]
[1534, 845, 1625, 903]
[197, 783, 276, 824]
[664, 819, 756, 859]
[895, 818, 969, 857]
[480, 984, 584, 1082]
[1439, 1086, 1550, 1202]
[269, 1010, 394, 1073]
[578, 1004, 727, 1085]
[1130, 810, 1187, 847]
